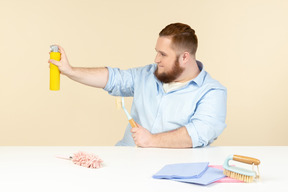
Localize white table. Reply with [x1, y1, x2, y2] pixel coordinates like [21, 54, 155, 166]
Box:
[1, 146, 287, 191]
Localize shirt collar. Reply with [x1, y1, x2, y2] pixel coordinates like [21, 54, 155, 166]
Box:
[189, 60, 206, 87]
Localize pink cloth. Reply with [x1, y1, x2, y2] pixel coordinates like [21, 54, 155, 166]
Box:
[72, 151, 103, 169]
[209, 165, 243, 183]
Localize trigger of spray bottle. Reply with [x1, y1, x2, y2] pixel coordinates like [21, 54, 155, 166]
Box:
[49, 45, 61, 91]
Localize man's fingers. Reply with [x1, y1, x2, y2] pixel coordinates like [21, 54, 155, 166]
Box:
[48, 59, 60, 67]
[131, 127, 137, 133]
[56, 45, 65, 55]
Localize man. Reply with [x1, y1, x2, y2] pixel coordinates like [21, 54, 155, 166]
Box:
[48, 23, 227, 148]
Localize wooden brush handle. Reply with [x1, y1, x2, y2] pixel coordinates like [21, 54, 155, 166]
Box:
[233, 155, 260, 165]
[129, 119, 137, 128]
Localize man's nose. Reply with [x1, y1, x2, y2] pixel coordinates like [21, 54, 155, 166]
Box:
[154, 53, 161, 64]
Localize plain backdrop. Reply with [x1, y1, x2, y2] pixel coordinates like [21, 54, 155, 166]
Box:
[0, 0, 287, 146]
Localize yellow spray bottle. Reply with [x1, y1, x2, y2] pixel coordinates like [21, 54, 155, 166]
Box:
[49, 45, 61, 90]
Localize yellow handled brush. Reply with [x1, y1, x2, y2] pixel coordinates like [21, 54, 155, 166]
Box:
[223, 154, 260, 183]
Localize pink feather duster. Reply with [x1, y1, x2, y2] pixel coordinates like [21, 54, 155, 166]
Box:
[56, 151, 103, 169]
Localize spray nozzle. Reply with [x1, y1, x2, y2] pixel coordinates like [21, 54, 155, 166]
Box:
[50, 45, 59, 52]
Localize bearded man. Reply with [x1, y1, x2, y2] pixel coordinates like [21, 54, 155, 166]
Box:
[48, 23, 227, 148]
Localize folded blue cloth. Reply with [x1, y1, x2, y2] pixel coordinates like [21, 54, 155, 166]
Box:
[172, 167, 226, 186]
[153, 162, 226, 186]
[152, 162, 209, 179]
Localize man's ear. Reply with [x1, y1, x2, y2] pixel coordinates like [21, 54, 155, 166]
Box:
[180, 52, 190, 65]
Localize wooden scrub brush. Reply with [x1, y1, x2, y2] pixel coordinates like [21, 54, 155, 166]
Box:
[223, 154, 260, 183]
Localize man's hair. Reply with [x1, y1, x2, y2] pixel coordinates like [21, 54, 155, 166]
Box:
[159, 23, 198, 56]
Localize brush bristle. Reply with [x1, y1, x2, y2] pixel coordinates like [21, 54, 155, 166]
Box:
[224, 169, 254, 183]
[115, 97, 122, 109]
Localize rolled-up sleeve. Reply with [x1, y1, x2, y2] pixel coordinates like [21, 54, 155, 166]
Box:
[185, 88, 227, 147]
[103, 67, 135, 97]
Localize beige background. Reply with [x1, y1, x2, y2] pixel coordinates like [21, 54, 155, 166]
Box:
[0, 0, 287, 146]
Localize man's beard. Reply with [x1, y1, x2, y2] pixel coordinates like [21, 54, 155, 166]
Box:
[154, 56, 184, 83]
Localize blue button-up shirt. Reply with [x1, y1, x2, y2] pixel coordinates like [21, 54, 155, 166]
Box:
[104, 61, 227, 147]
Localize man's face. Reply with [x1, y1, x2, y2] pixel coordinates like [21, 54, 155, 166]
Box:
[154, 37, 184, 83]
